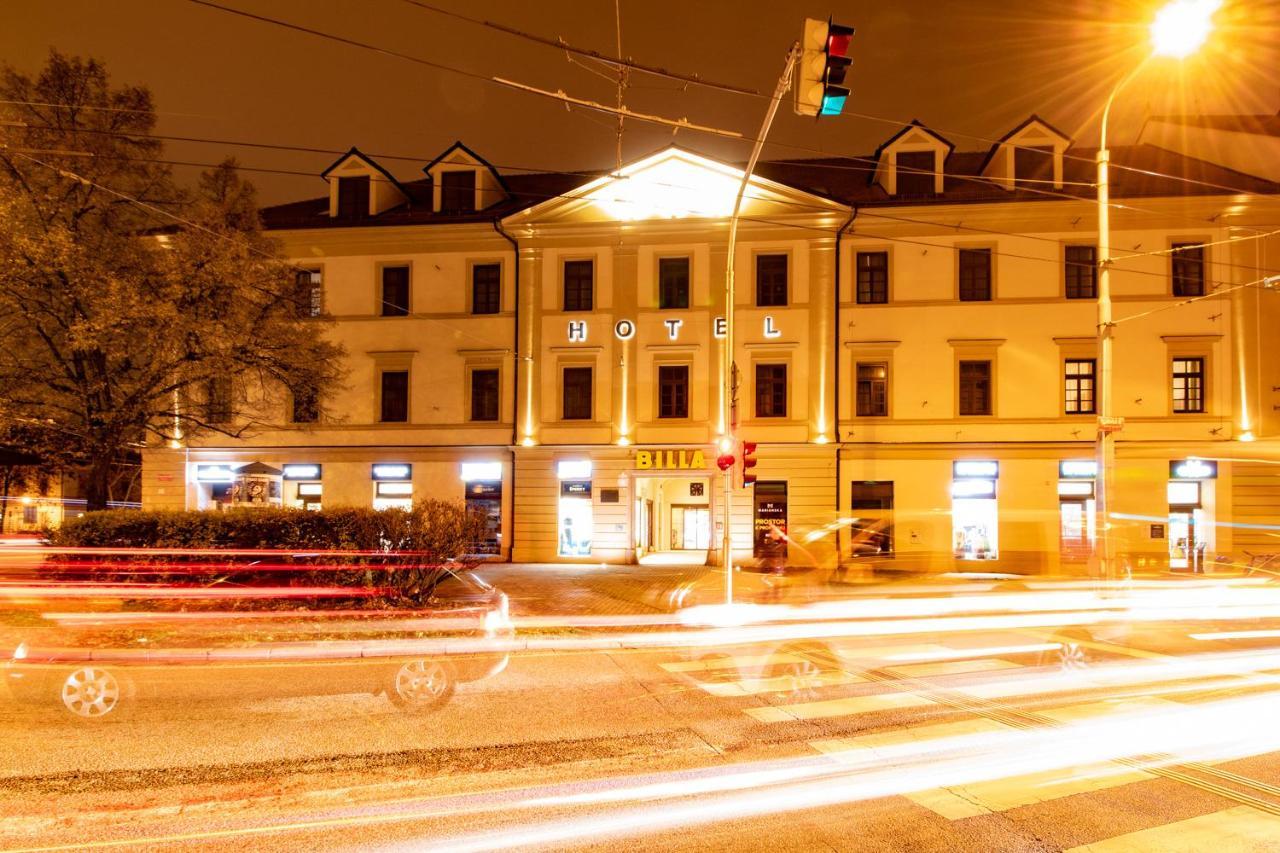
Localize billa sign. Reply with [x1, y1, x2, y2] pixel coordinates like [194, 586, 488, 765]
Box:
[635, 449, 708, 470]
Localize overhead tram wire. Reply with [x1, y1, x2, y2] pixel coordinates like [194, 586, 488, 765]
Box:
[180, 0, 1280, 205]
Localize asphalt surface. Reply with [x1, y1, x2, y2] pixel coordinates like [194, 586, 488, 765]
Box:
[5, 559, 1280, 851]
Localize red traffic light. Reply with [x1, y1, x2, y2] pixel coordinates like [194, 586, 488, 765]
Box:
[716, 453, 736, 471]
[740, 441, 759, 486]
[826, 23, 855, 57]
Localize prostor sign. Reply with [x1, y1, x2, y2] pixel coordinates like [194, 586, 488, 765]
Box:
[635, 449, 708, 470]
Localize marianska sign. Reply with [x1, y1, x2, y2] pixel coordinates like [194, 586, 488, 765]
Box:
[635, 448, 708, 470]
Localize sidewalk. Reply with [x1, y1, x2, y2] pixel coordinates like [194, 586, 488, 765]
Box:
[471, 562, 701, 618]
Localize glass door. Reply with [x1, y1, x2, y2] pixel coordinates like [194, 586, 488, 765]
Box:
[682, 507, 710, 550]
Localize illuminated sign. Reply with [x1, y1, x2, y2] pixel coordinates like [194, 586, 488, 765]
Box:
[1059, 460, 1097, 479]
[1057, 481, 1094, 498]
[282, 464, 321, 480]
[763, 316, 781, 338]
[460, 462, 503, 482]
[297, 482, 323, 497]
[1170, 459, 1217, 480]
[568, 320, 587, 342]
[376, 481, 414, 496]
[951, 478, 996, 498]
[556, 459, 593, 480]
[664, 318, 683, 340]
[614, 319, 635, 340]
[371, 463, 412, 481]
[1167, 480, 1201, 506]
[575, 316, 773, 342]
[953, 460, 999, 479]
[194, 464, 237, 483]
[635, 449, 708, 470]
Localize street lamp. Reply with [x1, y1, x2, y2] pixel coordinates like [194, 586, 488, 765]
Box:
[1094, 0, 1217, 579]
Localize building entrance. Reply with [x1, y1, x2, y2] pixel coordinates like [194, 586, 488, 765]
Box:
[634, 475, 711, 565]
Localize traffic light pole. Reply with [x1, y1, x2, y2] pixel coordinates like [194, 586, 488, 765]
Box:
[721, 41, 801, 606]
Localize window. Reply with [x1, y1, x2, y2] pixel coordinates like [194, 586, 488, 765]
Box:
[1014, 145, 1054, 188]
[291, 385, 319, 424]
[562, 366, 593, 420]
[23, 505, 37, 525]
[850, 481, 894, 555]
[1172, 243, 1206, 296]
[1172, 357, 1205, 413]
[1064, 358, 1096, 414]
[658, 257, 690, 309]
[294, 269, 323, 317]
[958, 249, 992, 301]
[658, 365, 689, 419]
[380, 370, 409, 422]
[755, 254, 788, 307]
[895, 151, 935, 196]
[470, 368, 500, 422]
[753, 481, 788, 559]
[471, 263, 501, 315]
[856, 362, 888, 416]
[381, 265, 410, 316]
[440, 170, 476, 214]
[755, 363, 788, 418]
[337, 176, 369, 220]
[563, 260, 593, 312]
[958, 360, 992, 415]
[204, 378, 232, 425]
[1064, 245, 1096, 299]
[856, 251, 889, 304]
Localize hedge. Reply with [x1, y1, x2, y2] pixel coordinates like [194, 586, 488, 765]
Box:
[44, 501, 489, 607]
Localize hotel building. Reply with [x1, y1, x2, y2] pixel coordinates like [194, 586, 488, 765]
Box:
[141, 119, 1280, 571]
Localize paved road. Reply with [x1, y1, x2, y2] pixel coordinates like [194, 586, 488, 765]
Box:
[5, 569, 1280, 851]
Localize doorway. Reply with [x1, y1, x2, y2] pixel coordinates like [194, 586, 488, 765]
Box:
[634, 475, 711, 565]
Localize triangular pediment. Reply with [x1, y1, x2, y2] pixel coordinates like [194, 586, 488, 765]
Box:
[505, 146, 848, 226]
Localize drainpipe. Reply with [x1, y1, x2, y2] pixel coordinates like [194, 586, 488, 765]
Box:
[493, 219, 519, 562]
[834, 209, 857, 569]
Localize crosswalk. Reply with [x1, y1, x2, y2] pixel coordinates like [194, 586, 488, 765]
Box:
[658, 637, 1280, 851]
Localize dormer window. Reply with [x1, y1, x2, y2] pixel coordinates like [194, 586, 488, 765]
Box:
[337, 176, 369, 220]
[440, 170, 476, 214]
[983, 116, 1071, 192]
[895, 151, 936, 196]
[1014, 145, 1054, 188]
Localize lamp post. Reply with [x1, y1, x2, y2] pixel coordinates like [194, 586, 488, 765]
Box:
[1094, 0, 1217, 579]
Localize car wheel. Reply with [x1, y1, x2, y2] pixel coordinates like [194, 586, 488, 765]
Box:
[1039, 633, 1093, 671]
[387, 659, 456, 712]
[57, 665, 130, 721]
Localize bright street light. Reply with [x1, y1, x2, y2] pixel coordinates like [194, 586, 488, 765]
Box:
[1150, 0, 1220, 58]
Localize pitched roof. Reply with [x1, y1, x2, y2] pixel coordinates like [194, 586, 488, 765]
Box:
[1147, 114, 1280, 138]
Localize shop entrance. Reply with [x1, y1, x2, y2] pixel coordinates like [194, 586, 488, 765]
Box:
[634, 475, 711, 565]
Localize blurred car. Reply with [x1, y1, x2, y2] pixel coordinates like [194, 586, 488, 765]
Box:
[3, 567, 512, 722]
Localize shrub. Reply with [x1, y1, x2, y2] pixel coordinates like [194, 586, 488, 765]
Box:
[44, 500, 489, 607]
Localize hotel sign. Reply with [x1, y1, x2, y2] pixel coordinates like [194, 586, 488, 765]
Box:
[635, 449, 708, 470]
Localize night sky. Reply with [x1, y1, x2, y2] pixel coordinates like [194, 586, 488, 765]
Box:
[4, 0, 1277, 204]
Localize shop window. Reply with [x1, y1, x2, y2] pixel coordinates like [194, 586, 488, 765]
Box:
[440, 170, 476, 214]
[381, 265, 410, 316]
[958, 248, 992, 301]
[850, 481, 893, 556]
[958, 360, 992, 415]
[755, 363, 788, 418]
[658, 257, 690, 309]
[1064, 245, 1096, 299]
[374, 480, 413, 511]
[337, 175, 369, 220]
[562, 366, 593, 420]
[1168, 479, 1205, 571]
[380, 370, 409, 423]
[294, 268, 323, 317]
[856, 251, 888, 303]
[658, 365, 689, 419]
[755, 254, 788, 307]
[753, 481, 788, 560]
[1172, 357, 1205, 413]
[470, 369, 500, 422]
[895, 151, 935, 196]
[471, 263, 501, 315]
[295, 481, 323, 511]
[558, 479, 592, 556]
[1172, 243, 1205, 296]
[465, 479, 502, 555]
[951, 474, 998, 560]
[563, 260, 594, 311]
[856, 362, 888, 417]
[1058, 479, 1095, 561]
[1064, 358, 1096, 415]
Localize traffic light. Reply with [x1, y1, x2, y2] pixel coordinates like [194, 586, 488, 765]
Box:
[795, 17, 855, 118]
[716, 452, 736, 472]
[740, 441, 758, 487]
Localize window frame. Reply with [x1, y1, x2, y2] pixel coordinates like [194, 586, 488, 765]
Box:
[294, 267, 324, 318]
[336, 175, 369, 220]
[378, 263, 411, 317]
[957, 247, 993, 302]
[469, 367, 501, 422]
[561, 365, 594, 421]
[754, 363, 789, 419]
[1171, 356, 1206, 414]
[470, 261, 502, 315]
[855, 361, 889, 417]
[657, 256, 691, 310]
[562, 258, 595, 312]
[657, 363, 690, 419]
[1171, 241, 1207, 297]
[290, 384, 319, 424]
[378, 369, 410, 423]
[1063, 244, 1097, 300]
[439, 169, 477, 214]
[894, 150, 936, 196]
[957, 359, 993, 416]
[855, 251, 889, 304]
[754, 252, 789, 307]
[1063, 357, 1097, 415]
[204, 377, 233, 425]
